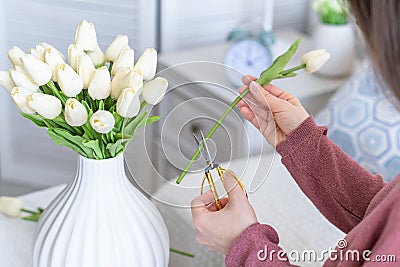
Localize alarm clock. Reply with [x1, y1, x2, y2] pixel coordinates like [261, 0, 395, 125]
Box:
[224, 23, 274, 87]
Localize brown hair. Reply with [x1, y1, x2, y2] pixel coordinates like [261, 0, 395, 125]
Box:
[348, 0, 400, 102]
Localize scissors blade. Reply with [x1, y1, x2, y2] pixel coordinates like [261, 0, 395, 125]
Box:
[192, 133, 204, 159]
[200, 130, 214, 165]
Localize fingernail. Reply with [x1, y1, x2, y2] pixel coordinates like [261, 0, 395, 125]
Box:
[250, 81, 259, 92]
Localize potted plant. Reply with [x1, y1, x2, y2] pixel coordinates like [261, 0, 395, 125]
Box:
[311, 0, 355, 77]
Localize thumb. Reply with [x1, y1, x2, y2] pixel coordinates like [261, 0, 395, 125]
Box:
[222, 170, 247, 202]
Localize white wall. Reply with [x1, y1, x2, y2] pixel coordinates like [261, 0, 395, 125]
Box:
[161, 0, 310, 52]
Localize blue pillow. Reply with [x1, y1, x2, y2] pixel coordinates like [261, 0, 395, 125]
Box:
[315, 68, 400, 182]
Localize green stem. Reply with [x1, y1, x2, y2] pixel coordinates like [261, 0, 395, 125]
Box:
[176, 87, 250, 183]
[21, 208, 37, 215]
[47, 81, 67, 105]
[170, 248, 195, 258]
[279, 64, 306, 76]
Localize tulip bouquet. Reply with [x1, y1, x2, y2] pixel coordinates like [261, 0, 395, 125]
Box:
[0, 20, 168, 160]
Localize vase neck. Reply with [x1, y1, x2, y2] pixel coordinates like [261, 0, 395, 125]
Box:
[77, 154, 125, 183]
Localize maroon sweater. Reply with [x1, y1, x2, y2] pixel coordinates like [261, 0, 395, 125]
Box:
[226, 116, 400, 266]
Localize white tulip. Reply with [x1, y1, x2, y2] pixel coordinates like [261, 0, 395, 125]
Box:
[10, 69, 38, 92]
[68, 44, 85, 71]
[30, 45, 46, 61]
[65, 98, 88, 126]
[74, 20, 98, 52]
[105, 34, 129, 62]
[111, 69, 143, 99]
[133, 48, 157, 81]
[77, 54, 95, 89]
[21, 54, 52, 86]
[142, 77, 168, 105]
[28, 93, 62, 119]
[301, 49, 330, 74]
[111, 46, 134, 76]
[56, 64, 83, 97]
[8, 46, 25, 67]
[0, 70, 16, 92]
[116, 88, 141, 118]
[11, 87, 35, 114]
[110, 67, 130, 96]
[90, 110, 115, 134]
[45, 48, 66, 82]
[88, 66, 111, 100]
[0, 197, 23, 217]
[39, 42, 65, 60]
[87, 44, 105, 67]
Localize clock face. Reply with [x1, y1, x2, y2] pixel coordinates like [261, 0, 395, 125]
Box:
[224, 39, 273, 87]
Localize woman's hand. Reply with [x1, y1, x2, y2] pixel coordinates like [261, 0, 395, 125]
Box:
[191, 170, 257, 254]
[237, 75, 310, 146]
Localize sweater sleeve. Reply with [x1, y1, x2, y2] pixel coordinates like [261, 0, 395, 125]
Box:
[276, 116, 386, 233]
[225, 223, 298, 267]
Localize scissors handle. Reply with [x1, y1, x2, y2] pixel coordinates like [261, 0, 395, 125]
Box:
[200, 168, 247, 211]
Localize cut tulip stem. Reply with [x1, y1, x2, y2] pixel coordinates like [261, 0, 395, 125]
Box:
[279, 64, 306, 76]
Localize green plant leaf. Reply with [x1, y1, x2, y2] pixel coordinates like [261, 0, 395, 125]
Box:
[20, 113, 46, 128]
[83, 140, 103, 159]
[106, 139, 126, 157]
[258, 38, 301, 86]
[48, 128, 89, 157]
[122, 112, 148, 136]
[113, 112, 124, 132]
[52, 115, 83, 135]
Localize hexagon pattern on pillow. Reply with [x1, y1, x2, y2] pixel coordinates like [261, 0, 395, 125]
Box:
[315, 68, 400, 182]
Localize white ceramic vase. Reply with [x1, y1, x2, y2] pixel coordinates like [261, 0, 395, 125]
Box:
[312, 23, 355, 78]
[32, 154, 170, 267]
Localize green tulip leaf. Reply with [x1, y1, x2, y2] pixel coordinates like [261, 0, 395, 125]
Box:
[20, 113, 46, 128]
[47, 128, 93, 158]
[83, 140, 103, 159]
[106, 139, 126, 157]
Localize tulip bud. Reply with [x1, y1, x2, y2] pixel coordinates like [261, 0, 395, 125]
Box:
[68, 44, 85, 71]
[21, 54, 52, 86]
[111, 69, 143, 99]
[30, 45, 46, 61]
[0, 196, 23, 217]
[116, 88, 141, 118]
[28, 93, 62, 119]
[10, 69, 38, 93]
[74, 20, 98, 52]
[39, 42, 65, 60]
[133, 48, 157, 81]
[141, 77, 168, 105]
[0, 70, 16, 92]
[45, 48, 66, 82]
[301, 49, 330, 74]
[11, 87, 35, 114]
[90, 110, 115, 134]
[87, 44, 105, 67]
[56, 64, 83, 97]
[110, 67, 130, 96]
[8, 46, 25, 67]
[77, 54, 95, 89]
[111, 46, 134, 76]
[105, 34, 129, 62]
[65, 98, 88, 126]
[88, 66, 111, 100]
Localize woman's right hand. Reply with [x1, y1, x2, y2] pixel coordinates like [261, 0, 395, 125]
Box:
[237, 75, 310, 146]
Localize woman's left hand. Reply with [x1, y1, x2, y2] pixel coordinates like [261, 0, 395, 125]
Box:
[191, 170, 258, 254]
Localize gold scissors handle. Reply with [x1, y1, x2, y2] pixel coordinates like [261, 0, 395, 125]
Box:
[200, 167, 247, 211]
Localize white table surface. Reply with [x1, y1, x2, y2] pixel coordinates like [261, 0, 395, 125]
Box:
[0, 152, 344, 267]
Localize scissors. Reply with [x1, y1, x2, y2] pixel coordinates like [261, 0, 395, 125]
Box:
[193, 130, 247, 210]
